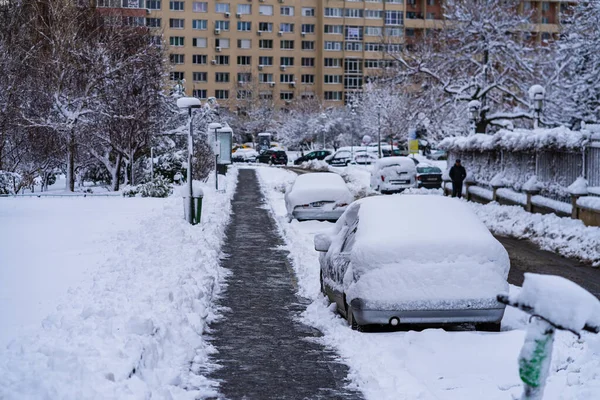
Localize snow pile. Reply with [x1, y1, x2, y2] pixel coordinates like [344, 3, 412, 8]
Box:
[523, 175, 542, 192]
[337, 166, 374, 199]
[496, 188, 528, 205]
[468, 202, 600, 266]
[578, 196, 600, 211]
[285, 172, 353, 212]
[439, 127, 589, 152]
[0, 170, 238, 399]
[569, 177, 589, 195]
[299, 159, 331, 171]
[510, 273, 600, 332]
[402, 187, 444, 195]
[490, 172, 507, 187]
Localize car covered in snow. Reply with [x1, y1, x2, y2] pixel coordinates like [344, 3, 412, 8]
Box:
[285, 173, 354, 222]
[416, 163, 443, 189]
[232, 148, 258, 163]
[293, 150, 332, 165]
[314, 195, 510, 331]
[370, 156, 418, 193]
[256, 149, 288, 165]
[353, 150, 377, 165]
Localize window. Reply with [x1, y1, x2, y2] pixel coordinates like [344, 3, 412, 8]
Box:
[301, 74, 314, 84]
[146, 0, 161, 10]
[324, 91, 343, 101]
[385, 10, 403, 25]
[238, 39, 252, 49]
[259, 5, 273, 15]
[324, 58, 342, 67]
[146, 18, 161, 27]
[365, 9, 383, 19]
[259, 39, 273, 49]
[259, 56, 273, 65]
[345, 9, 363, 18]
[324, 41, 342, 51]
[238, 56, 251, 65]
[215, 3, 229, 13]
[364, 43, 381, 52]
[237, 90, 252, 100]
[237, 4, 251, 14]
[345, 26, 363, 41]
[169, 18, 184, 29]
[169, 1, 184, 11]
[541, 16, 549, 24]
[280, 57, 294, 66]
[193, 72, 207, 82]
[384, 27, 403, 37]
[324, 8, 343, 17]
[214, 55, 230, 65]
[324, 25, 343, 34]
[280, 23, 294, 33]
[192, 37, 206, 47]
[302, 41, 315, 50]
[215, 21, 230, 31]
[238, 73, 252, 82]
[215, 90, 229, 99]
[192, 1, 206, 12]
[280, 74, 294, 83]
[301, 57, 315, 67]
[280, 92, 294, 101]
[259, 91, 273, 100]
[192, 54, 207, 64]
[324, 75, 342, 84]
[170, 54, 184, 64]
[280, 6, 294, 16]
[365, 26, 382, 36]
[215, 72, 230, 83]
[259, 73, 273, 83]
[192, 19, 207, 29]
[259, 22, 273, 32]
[344, 76, 363, 89]
[238, 21, 251, 31]
[170, 71, 184, 81]
[427, 0, 435, 5]
[215, 38, 230, 49]
[170, 36, 184, 46]
[280, 40, 294, 50]
[302, 7, 315, 17]
[344, 59, 362, 74]
[193, 89, 207, 99]
[301, 24, 315, 34]
[542, 2, 550, 11]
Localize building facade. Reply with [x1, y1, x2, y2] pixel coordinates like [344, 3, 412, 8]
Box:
[98, 0, 569, 108]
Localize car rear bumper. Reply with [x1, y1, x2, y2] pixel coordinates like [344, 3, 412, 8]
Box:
[292, 209, 345, 221]
[380, 183, 414, 194]
[350, 298, 505, 326]
[417, 182, 442, 189]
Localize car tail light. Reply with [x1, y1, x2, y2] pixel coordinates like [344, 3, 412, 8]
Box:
[381, 175, 385, 182]
[417, 175, 422, 181]
[334, 202, 348, 209]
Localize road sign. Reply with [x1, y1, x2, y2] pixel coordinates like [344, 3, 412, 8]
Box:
[409, 139, 419, 154]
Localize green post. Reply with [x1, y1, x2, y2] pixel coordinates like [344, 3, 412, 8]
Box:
[194, 196, 203, 224]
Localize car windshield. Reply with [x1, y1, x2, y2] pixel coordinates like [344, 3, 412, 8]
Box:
[417, 166, 441, 173]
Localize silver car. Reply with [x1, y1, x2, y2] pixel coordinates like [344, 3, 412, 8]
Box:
[314, 195, 510, 331]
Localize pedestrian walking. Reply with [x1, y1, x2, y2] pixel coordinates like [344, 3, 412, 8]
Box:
[449, 159, 467, 198]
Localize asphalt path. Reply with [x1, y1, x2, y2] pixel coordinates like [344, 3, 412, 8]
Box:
[207, 169, 362, 400]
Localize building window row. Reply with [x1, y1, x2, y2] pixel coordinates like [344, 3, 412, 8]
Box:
[146, 1, 315, 16]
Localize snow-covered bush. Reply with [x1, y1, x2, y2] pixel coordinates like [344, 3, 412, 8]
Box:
[122, 176, 172, 198]
[0, 171, 21, 195]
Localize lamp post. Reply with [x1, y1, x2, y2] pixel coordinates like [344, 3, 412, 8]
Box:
[177, 96, 202, 224]
[376, 102, 382, 158]
[468, 100, 481, 135]
[529, 85, 545, 130]
[320, 112, 327, 150]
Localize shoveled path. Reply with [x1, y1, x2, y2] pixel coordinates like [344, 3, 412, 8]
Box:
[207, 169, 361, 400]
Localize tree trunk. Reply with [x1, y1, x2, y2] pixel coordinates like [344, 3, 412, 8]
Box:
[65, 131, 76, 192]
[130, 150, 135, 186]
[111, 153, 122, 191]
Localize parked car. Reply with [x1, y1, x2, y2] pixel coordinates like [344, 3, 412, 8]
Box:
[314, 195, 510, 331]
[232, 148, 258, 163]
[354, 150, 378, 165]
[327, 150, 354, 166]
[416, 163, 443, 189]
[256, 149, 288, 165]
[427, 150, 448, 161]
[370, 156, 417, 194]
[293, 150, 332, 165]
[285, 172, 353, 222]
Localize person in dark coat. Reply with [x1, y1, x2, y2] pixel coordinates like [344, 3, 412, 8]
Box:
[449, 159, 467, 198]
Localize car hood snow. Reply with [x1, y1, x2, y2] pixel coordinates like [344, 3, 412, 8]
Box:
[285, 173, 354, 212]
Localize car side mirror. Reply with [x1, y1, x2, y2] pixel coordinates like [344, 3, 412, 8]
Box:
[314, 234, 332, 252]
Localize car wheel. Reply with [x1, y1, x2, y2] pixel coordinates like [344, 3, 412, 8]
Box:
[268, 159, 273, 166]
[475, 322, 501, 332]
[319, 271, 327, 297]
[346, 304, 363, 332]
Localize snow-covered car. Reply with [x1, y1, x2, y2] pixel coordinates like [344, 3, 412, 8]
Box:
[285, 173, 354, 222]
[314, 195, 510, 331]
[416, 163, 443, 189]
[370, 156, 417, 194]
[427, 150, 448, 161]
[231, 148, 258, 163]
[293, 150, 332, 165]
[327, 149, 354, 167]
[353, 150, 377, 165]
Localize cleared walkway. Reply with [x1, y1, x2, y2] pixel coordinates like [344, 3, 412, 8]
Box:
[207, 169, 361, 400]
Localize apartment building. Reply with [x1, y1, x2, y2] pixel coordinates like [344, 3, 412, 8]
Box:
[98, 0, 571, 108]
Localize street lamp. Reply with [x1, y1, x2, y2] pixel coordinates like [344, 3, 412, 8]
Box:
[320, 112, 327, 150]
[376, 102, 382, 158]
[177, 96, 202, 224]
[529, 84, 545, 130]
[468, 100, 481, 135]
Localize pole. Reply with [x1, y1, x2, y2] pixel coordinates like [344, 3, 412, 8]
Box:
[377, 108, 382, 158]
[533, 110, 539, 130]
[187, 108, 194, 224]
[215, 126, 219, 191]
[150, 147, 154, 181]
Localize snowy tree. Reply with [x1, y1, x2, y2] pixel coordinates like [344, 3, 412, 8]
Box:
[394, 0, 546, 133]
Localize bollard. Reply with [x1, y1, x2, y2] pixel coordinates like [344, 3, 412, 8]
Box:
[194, 195, 203, 224]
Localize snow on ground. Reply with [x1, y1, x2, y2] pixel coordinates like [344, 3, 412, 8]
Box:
[0, 170, 238, 399]
[256, 165, 600, 400]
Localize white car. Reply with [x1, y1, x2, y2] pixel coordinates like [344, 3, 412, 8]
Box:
[353, 150, 378, 165]
[314, 195, 510, 331]
[232, 148, 258, 163]
[285, 173, 354, 222]
[370, 156, 418, 194]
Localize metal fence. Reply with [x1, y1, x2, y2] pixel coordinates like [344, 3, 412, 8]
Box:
[586, 146, 600, 187]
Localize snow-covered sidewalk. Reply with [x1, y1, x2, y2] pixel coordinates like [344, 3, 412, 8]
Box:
[257, 166, 600, 400]
[0, 170, 238, 399]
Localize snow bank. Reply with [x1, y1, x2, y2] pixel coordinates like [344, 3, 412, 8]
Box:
[510, 273, 600, 332]
[497, 188, 527, 205]
[568, 177, 588, 196]
[285, 172, 353, 211]
[299, 159, 331, 171]
[469, 185, 494, 200]
[439, 127, 589, 152]
[468, 202, 600, 266]
[532, 195, 573, 215]
[0, 169, 239, 399]
[578, 196, 600, 211]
